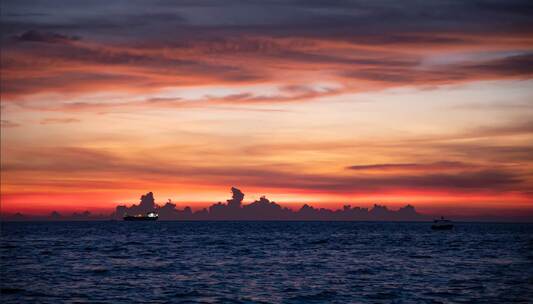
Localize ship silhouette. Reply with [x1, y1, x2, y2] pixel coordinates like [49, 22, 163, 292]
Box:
[123, 212, 158, 221]
[431, 217, 453, 230]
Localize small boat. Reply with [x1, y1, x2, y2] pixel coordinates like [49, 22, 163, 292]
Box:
[431, 217, 453, 230]
[123, 212, 158, 221]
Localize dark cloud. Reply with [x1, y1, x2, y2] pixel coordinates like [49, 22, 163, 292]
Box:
[343, 53, 533, 86]
[14, 30, 80, 43]
[459, 53, 533, 76]
[253, 169, 524, 193]
[346, 161, 476, 171]
[1, 1, 532, 101]
[3, 1, 532, 43]
[2, 1, 532, 51]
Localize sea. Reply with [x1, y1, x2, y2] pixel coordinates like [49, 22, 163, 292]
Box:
[1, 221, 532, 303]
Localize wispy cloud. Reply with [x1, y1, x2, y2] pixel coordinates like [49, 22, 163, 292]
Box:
[40, 118, 81, 125]
[2, 0, 532, 102]
[346, 161, 478, 172]
[0, 120, 20, 128]
[2, 145, 528, 195]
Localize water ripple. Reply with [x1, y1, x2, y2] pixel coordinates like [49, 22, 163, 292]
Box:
[1, 221, 532, 303]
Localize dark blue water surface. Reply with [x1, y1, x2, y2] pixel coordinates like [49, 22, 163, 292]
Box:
[1, 221, 532, 303]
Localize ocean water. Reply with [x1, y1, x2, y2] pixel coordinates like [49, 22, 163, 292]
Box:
[1, 221, 532, 303]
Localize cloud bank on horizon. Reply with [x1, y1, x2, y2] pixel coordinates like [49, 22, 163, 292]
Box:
[1, 0, 532, 217]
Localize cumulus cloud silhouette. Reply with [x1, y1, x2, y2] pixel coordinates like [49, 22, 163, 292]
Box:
[112, 187, 425, 221]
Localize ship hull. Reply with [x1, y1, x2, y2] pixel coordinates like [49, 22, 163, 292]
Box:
[123, 216, 158, 221]
[431, 224, 453, 230]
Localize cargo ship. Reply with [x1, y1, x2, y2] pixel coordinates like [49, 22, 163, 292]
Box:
[123, 212, 158, 221]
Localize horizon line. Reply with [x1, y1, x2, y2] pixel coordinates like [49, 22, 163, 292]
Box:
[2, 188, 532, 222]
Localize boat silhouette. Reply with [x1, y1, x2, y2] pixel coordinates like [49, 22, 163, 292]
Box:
[123, 212, 158, 221]
[431, 217, 453, 230]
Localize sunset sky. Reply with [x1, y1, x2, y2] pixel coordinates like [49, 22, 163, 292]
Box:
[1, 1, 532, 217]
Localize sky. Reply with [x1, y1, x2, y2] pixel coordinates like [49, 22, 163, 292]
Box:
[1, 0, 532, 217]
